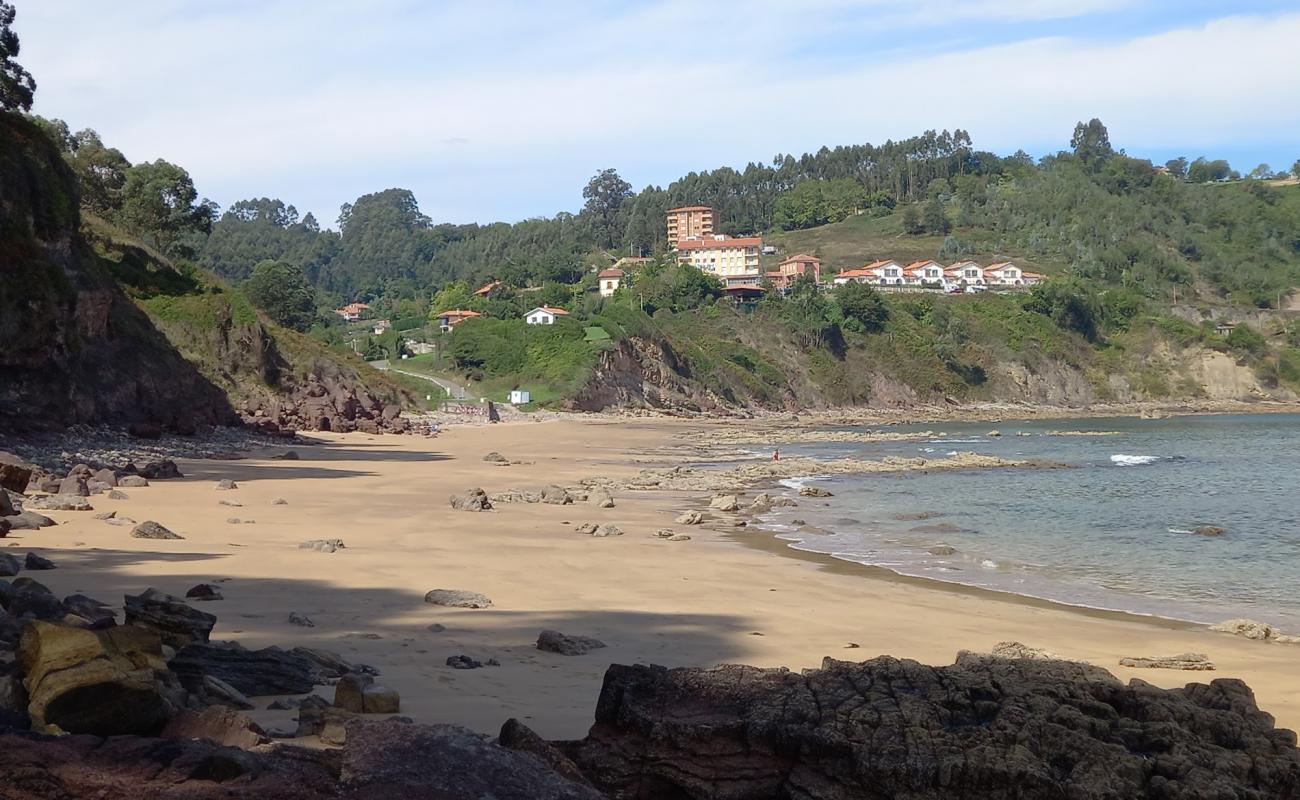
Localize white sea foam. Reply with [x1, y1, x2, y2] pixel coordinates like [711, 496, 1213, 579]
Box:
[980, 559, 999, 569]
[1110, 454, 1161, 466]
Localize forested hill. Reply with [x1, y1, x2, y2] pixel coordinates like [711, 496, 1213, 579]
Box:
[190, 122, 1300, 310]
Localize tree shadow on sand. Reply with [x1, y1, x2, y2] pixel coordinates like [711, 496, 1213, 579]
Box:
[18, 547, 761, 738]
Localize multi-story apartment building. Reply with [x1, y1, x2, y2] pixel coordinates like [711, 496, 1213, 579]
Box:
[675, 234, 763, 278]
[666, 205, 716, 249]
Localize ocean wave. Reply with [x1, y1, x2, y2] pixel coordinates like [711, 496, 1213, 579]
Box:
[1110, 454, 1161, 466]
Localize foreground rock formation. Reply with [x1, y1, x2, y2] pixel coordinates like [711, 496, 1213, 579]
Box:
[2, 572, 1298, 799]
[551, 654, 1300, 798]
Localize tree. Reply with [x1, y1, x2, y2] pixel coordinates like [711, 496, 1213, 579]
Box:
[922, 198, 950, 235]
[1248, 163, 1274, 180]
[0, 2, 35, 112]
[115, 160, 216, 257]
[834, 281, 889, 332]
[1164, 157, 1188, 180]
[1187, 157, 1232, 183]
[429, 281, 477, 316]
[243, 260, 317, 331]
[900, 204, 924, 235]
[1070, 118, 1113, 167]
[1292, 159, 1300, 179]
[581, 168, 632, 249]
[67, 129, 130, 215]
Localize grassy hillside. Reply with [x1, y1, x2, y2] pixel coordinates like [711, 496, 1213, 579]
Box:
[762, 208, 1062, 275]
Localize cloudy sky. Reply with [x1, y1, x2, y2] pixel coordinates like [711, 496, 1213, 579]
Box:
[18, 1, 1300, 227]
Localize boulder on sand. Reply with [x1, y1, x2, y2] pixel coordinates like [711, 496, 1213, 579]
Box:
[424, 589, 492, 609]
[449, 488, 492, 512]
[27, 494, 92, 511]
[334, 673, 401, 714]
[0, 552, 21, 577]
[25, 552, 56, 570]
[18, 620, 180, 735]
[123, 588, 216, 649]
[215, 479, 238, 490]
[118, 475, 150, 488]
[1119, 653, 1216, 670]
[675, 511, 704, 525]
[138, 460, 182, 480]
[1209, 618, 1300, 644]
[184, 583, 222, 601]
[709, 494, 739, 512]
[300, 538, 345, 552]
[537, 630, 606, 656]
[0, 451, 35, 493]
[6, 510, 55, 530]
[131, 520, 182, 540]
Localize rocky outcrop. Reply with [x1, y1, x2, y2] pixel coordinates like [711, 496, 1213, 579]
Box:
[17, 621, 183, 735]
[558, 655, 1300, 799]
[123, 589, 215, 648]
[340, 719, 606, 800]
[450, 487, 493, 511]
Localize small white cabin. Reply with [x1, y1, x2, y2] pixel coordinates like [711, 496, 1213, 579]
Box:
[509, 389, 531, 404]
[524, 306, 570, 325]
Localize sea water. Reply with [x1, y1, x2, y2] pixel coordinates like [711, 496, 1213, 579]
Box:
[747, 413, 1300, 629]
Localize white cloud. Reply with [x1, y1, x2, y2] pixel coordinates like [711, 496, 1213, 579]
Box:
[16, 2, 1300, 224]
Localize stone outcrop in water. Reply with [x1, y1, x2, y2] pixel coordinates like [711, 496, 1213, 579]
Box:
[551, 654, 1300, 799]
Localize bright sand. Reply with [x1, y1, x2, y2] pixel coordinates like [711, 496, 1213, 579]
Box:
[13, 418, 1299, 738]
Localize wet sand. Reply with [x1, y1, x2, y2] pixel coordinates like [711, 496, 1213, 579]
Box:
[12, 417, 1299, 738]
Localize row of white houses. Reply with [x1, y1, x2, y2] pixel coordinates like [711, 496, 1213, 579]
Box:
[832, 260, 1044, 290]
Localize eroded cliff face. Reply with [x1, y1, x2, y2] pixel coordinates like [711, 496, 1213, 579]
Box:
[566, 326, 1294, 415]
[0, 114, 409, 434]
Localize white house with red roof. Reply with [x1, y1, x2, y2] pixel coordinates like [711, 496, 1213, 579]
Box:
[524, 306, 570, 325]
[833, 260, 907, 286]
[945, 260, 987, 286]
[986, 262, 1044, 286]
[903, 260, 950, 287]
[597, 268, 624, 297]
[436, 309, 481, 332]
[766, 253, 821, 289]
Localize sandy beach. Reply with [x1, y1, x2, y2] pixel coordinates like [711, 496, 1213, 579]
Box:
[10, 417, 1299, 739]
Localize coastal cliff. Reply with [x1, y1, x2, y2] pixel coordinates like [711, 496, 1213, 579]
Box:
[0, 114, 410, 434]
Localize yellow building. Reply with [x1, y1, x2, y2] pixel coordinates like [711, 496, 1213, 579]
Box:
[676, 235, 763, 277]
[666, 205, 716, 249]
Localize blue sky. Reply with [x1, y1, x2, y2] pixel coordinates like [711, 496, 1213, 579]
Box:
[18, 1, 1300, 228]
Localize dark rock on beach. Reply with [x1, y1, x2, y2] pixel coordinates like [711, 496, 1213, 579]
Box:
[560, 655, 1300, 799]
[123, 588, 216, 649]
[537, 630, 606, 656]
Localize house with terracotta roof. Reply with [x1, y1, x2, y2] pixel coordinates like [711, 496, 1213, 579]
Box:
[435, 309, 481, 332]
[766, 253, 821, 290]
[666, 205, 716, 248]
[945, 260, 987, 286]
[333, 302, 371, 322]
[524, 306, 570, 325]
[985, 262, 1043, 287]
[597, 268, 624, 297]
[676, 234, 764, 276]
[903, 260, 949, 287]
[833, 260, 907, 286]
